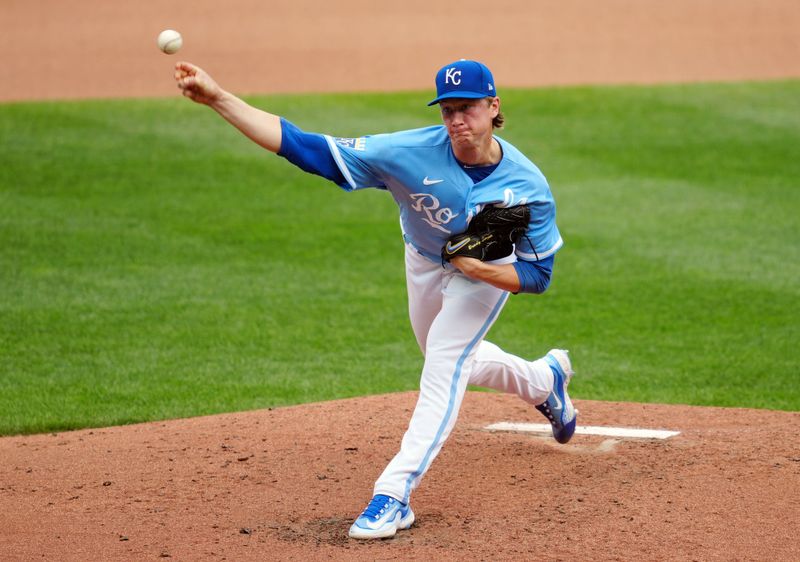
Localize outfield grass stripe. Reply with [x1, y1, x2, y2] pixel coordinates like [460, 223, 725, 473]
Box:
[1, 80, 798, 434]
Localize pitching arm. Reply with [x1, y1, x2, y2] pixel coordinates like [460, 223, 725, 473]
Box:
[278, 119, 346, 184]
[175, 61, 282, 153]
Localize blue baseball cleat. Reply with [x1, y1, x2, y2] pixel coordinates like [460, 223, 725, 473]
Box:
[348, 494, 415, 539]
[535, 349, 578, 444]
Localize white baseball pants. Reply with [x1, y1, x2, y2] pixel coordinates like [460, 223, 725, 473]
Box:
[373, 245, 555, 504]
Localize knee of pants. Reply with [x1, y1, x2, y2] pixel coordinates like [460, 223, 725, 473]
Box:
[420, 346, 477, 384]
[424, 330, 479, 358]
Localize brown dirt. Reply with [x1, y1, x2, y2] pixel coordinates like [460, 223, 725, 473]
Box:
[2, 0, 799, 102]
[3, 1, 800, 560]
[1, 393, 799, 561]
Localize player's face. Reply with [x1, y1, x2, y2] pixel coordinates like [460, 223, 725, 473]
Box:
[439, 97, 499, 147]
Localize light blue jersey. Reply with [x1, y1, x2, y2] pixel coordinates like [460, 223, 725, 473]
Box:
[324, 126, 562, 263]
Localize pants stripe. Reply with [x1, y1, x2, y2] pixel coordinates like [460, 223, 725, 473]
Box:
[402, 290, 509, 502]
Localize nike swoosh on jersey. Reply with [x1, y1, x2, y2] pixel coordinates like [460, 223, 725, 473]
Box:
[445, 238, 470, 254]
[423, 177, 444, 185]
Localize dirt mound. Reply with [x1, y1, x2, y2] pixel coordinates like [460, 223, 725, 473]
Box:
[1, 392, 798, 560]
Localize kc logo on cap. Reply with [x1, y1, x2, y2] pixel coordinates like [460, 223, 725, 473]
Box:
[444, 67, 462, 86]
[428, 59, 496, 106]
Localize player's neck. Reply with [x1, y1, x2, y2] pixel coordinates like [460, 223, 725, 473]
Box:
[452, 137, 501, 167]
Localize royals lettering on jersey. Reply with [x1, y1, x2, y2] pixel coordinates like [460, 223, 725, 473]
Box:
[324, 126, 562, 263]
[409, 193, 460, 233]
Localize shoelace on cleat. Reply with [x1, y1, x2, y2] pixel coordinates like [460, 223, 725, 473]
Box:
[543, 400, 577, 428]
[362, 495, 395, 519]
[536, 401, 559, 425]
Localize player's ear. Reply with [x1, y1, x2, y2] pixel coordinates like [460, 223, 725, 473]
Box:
[487, 96, 500, 117]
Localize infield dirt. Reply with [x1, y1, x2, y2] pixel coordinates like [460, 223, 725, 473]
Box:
[2, 394, 799, 561]
[2, 1, 799, 560]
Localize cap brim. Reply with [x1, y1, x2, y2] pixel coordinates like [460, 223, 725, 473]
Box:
[426, 91, 490, 106]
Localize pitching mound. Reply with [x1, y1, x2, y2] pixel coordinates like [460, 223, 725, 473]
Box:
[1, 393, 798, 560]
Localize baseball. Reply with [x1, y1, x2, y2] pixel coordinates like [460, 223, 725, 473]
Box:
[157, 29, 183, 55]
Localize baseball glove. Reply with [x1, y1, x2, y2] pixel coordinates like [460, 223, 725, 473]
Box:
[441, 204, 531, 263]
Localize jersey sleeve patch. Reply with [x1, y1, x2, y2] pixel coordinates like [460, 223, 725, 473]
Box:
[333, 137, 367, 151]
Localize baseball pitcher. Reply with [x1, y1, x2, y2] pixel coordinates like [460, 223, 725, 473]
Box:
[175, 58, 578, 540]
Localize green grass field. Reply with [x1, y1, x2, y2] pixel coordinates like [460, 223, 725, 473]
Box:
[2, 80, 798, 435]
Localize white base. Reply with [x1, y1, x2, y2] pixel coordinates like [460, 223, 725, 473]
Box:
[485, 422, 680, 440]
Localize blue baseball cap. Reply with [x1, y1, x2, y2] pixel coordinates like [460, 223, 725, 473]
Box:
[427, 59, 497, 106]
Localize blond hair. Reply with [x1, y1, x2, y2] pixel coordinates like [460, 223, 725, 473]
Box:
[488, 97, 505, 129]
